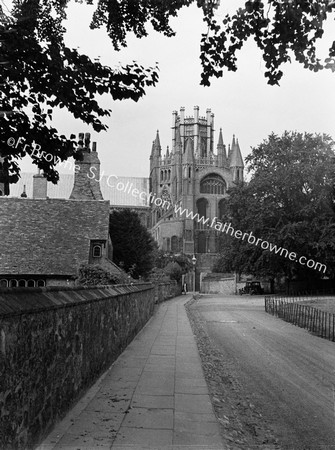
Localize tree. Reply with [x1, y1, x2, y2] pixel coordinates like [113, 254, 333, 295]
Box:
[109, 209, 157, 278]
[214, 131, 335, 281]
[164, 261, 183, 282]
[0, 0, 158, 182]
[87, 0, 335, 86]
[1, 0, 335, 180]
[151, 249, 193, 281]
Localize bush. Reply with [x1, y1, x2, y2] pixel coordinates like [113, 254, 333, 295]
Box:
[78, 264, 128, 286]
[164, 262, 183, 282]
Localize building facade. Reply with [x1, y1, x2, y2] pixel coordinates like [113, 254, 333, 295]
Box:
[149, 106, 244, 261]
[0, 133, 122, 288]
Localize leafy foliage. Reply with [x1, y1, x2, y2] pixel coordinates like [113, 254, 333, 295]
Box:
[150, 250, 193, 282]
[201, 0, 335, 86]
[1, 0, 335, 180]
[78, 263, 128, 286]
[0, 0, 158, 181]
[164, 261, 183, 282]
[154, 249, 193, 271]
[109, 209, 157, 279]
[83, 0, 335, 86]
[215, 131, 335, 280]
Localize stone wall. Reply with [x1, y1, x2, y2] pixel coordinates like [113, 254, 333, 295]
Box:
[154, 280, 182, 303]
[0, 284, 154, 449]
[201, 278, 236, 295]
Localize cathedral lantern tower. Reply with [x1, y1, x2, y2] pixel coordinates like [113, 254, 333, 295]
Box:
[149, 106, 244, 274]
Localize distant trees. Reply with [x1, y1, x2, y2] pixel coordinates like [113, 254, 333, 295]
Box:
[151, 251, 194, 282]
[1, 1, 335, 180]
[109, 209, 157, 279]
[214, 132, 335, 282]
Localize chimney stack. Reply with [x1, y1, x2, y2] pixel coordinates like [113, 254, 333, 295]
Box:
[70, 133, 103, 200]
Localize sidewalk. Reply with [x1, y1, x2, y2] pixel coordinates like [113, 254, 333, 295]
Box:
[38, 295, 225, 450]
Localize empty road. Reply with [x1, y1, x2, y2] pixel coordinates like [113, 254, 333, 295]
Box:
[189, 295, 335, 450]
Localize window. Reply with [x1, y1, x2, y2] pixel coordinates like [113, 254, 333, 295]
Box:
[197, 232, 207, 253]
[196, 198, 208, 218]
[200, 173, 226, 195]
[27, 280, 35, 287]
[37, 280, 45, 287]
[0, 279, 8, 287]
[171, 235, 179, 253]
[185, 229, 193, 241]
[18, 279, 26, 287]
[9, 279, 18, 287]
[218, 198, 227, 219]
[93, 245, 102, 258]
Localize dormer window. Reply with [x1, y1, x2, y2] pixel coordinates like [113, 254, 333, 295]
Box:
[92, 245, 102, 258]
[89, 240, 106, 263]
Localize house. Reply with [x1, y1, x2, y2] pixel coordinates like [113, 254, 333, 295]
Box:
[0, 133, 121, 287]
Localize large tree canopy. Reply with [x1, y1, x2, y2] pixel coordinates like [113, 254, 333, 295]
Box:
[0, 0, 159, 182]
[86, 0, 335, 86]
[1, 0, 335, 181]
[214, 132, 335, 281]
[109, 209, 157, 279]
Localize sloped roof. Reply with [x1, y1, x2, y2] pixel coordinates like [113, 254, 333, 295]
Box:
[9, 173, 150, 207]
[0, 197, 110, 276]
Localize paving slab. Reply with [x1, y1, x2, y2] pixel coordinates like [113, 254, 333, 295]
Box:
[38, 295, 226, 450]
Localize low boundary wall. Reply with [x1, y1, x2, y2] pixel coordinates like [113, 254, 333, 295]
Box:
[154, 280, 181, 303]
[0, 283, 155, 449]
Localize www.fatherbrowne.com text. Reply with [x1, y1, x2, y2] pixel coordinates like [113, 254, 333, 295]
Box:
[10, 140, 326, 274]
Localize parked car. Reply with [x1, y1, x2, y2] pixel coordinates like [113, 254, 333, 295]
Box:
[239, 281, 264, 295]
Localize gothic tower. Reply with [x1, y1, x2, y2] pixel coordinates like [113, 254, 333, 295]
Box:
[149, 106, 244, 259]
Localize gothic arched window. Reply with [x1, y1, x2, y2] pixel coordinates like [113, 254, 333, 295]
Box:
[200, 173, 226, 195]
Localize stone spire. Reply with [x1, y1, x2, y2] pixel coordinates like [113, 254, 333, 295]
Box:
[229, 136, 244, 182]
[153, 130, 161, 157]
[230, 137, 244, 168]
[217, 128, 227, 167]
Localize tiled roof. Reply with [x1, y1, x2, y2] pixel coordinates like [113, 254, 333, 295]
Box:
[9, 173, 150, 207]
[0, 198, 110, 276]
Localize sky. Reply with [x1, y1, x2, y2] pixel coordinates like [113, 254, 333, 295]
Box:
[17, 0, 335, 179]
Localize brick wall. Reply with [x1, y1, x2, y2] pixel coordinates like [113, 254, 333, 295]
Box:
[0, 284, 154, 449]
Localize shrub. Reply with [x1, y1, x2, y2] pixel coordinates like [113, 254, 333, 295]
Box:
[78, 264, 128, 286]
[164, 262, 183, 282]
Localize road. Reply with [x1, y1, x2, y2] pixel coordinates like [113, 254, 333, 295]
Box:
[189, 295, 335, 450]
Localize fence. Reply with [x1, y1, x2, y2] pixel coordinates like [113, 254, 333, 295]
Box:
[265, 295, 335, 342]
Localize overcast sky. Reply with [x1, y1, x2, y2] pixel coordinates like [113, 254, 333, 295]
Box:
[19, 0, 335, 178]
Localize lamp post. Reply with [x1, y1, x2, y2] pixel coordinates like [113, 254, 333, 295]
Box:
[192, 254, 197, 293]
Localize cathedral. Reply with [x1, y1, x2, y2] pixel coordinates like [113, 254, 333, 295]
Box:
[149, 106, 244, 273]
[1, 106, 244, 289]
